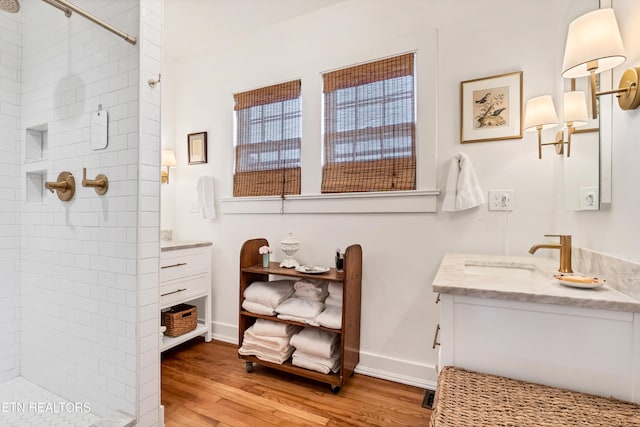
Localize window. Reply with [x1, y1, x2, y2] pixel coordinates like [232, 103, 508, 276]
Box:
[233, 80, 301, 197]
[322, 53, 416, 193]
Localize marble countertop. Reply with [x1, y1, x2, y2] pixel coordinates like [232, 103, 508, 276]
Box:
[160, 240, 213, 251]
[432, 253, 640, 312]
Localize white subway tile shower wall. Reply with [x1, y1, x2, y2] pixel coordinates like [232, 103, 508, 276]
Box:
[0, 9, 21, 383]
[19, 0, 140, 418]
[136, 0, 162, 424]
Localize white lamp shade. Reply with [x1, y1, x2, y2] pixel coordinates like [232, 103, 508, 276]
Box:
[523, 95, 558, 131]
[563, 91, 588, 127]
[161, 149, 176, 167]
[562, 8, 626, 78]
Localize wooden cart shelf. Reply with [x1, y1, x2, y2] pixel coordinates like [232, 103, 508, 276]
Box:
[239, 310, 343, 334]
[238, 238, 362, 393]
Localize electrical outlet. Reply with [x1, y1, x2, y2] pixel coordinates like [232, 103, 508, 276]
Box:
[579, 186, 598, 210]
[488, 190, 513, 211]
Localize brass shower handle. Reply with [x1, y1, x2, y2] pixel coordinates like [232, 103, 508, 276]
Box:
[82, 167, 108, 195]
[44, 171, 75, 201]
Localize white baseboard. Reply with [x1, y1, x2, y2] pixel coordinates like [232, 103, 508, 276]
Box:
[209, 322, 438, 390]
[356, 350, 437, 390]
[211, 322, 238, 344]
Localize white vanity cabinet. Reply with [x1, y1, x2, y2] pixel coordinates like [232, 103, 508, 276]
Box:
[433, 253, 640, 404]
[160, 241, 213, 352]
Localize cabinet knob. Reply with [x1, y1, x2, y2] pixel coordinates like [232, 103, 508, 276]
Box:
[432, 323, 440, 349]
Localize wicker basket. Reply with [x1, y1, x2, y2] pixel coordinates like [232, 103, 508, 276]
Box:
[161, 304, 197, 337]
[431, 366, 640, 427]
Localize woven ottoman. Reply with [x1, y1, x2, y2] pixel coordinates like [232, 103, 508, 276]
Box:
[430, 366, 640, 427]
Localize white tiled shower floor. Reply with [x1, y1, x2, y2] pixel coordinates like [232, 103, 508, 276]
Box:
[0, 377, 101, 427]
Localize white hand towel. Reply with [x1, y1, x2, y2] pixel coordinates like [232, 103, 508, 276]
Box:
[316, 306, 342, 329]
[243, 326, 291, 352]
[290, 328, 339, 359]
[241, 300, 276, 316]
[197, 176, 216, 219]
[252, 319, 302, 337]
[442, 153, 485, 212]
[243, 280, 295, 308]
[328, 282, 343, 297]
[275, 297, 324, 320]
[292, 350, 340, 374]
[324, 295, 342, 308]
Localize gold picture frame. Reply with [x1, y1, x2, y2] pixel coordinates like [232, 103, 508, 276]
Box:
[460, 71, 523, 143]
[187, 131, 207, 164]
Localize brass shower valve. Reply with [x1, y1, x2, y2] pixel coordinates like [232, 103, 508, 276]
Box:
[82, 167, 109, 195]
[44, 171, 75, 201]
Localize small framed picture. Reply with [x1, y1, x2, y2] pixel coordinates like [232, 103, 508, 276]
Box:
[187, 131, 207, 164]
[460, 71, 523, 143]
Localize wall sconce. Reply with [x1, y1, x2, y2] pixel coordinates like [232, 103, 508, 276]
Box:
[524, 95, 562, 159]
[562, 8, 640, 119]
[161, 149, 176, 184]
[562, 90, 589, 157]
[524, 92, 589, 159]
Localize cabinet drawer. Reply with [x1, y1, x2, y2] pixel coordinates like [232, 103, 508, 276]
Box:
[160, 248, 209, 283]
[160, 273, 209, 308]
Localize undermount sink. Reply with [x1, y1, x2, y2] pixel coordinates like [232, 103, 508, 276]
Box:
[464, 261, 538, 279]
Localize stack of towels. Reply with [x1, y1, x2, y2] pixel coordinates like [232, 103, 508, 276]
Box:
[316, 282, 342, 329]
[275, 280, 328, 326]
[242, 280, 295, 316]
[238, 319, 302, 364]
[290, 327, 340, 374]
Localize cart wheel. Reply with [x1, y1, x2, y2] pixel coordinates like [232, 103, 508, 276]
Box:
[330, 385, 341, 394]
[245, 361, 253, 373]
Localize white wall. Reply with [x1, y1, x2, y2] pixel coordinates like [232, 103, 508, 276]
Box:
[19, 0, 141, 417]
[164, 0, 576, 388]
[0, 10, 21, 382]
[557, 0, 640, 261]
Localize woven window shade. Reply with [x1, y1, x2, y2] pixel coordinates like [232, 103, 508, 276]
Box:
[233, 80, 302, 197]
[322, 53, 416, 193]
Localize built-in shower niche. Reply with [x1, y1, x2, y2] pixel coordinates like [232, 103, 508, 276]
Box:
[25, 124, 48, 162]
[26, 170, 46, 203]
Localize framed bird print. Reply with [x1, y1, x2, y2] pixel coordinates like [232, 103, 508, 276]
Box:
[460, 71, 523, 143]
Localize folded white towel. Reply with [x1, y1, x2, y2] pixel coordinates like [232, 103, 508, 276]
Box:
[290, 328, 339, 359]
[244, 280, 295, 309]
[292, 350, 340, 374]
[275, 297, 324, 320]
[252, 319, 301, 337]
[328, 282, 343, 297]
[242, 300, 276, 316]
[276, 313, 320, 327]
[244, 326, 291, 352]
[295, 289, 328, 302]
[238, 343, 293, 364]
[442, 153, 485, 212]
[324, 295, 343, 308]
[197, 176, 217, 220]
[294, 280, 329, 301]
[316, 306, 342, 329]
[294, 280, 328, 291]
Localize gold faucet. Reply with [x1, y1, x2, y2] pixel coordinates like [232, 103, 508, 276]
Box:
[529, 234, 573, 273]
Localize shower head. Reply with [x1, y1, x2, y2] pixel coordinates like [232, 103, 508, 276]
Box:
[0, 0, 20, 13]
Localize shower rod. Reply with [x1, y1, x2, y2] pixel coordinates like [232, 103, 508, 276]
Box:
[41, 0, 137, 45]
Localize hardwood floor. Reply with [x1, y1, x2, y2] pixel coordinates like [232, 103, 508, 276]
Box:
[161, 339, 432, 426]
